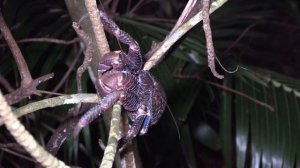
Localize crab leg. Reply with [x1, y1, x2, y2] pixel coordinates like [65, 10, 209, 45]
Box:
[118, 107, 147, 149]
[74, 91, 121, 136]
[99, 10, 143, 71]
[139, 114, 152, 135]
[46, 117, 79, 155]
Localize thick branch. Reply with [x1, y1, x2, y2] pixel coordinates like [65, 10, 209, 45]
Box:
[0, 91, 70, 168]
[84, 0, 110, 55]
[100, 103, 121, 168]
[16, 94, 98, 118]
[55, 2, 123, 166]
[83, 1, 122, 167]
[0, 93, 98, 126]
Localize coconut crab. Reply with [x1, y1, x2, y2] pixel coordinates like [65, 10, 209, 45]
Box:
[72, 11, 166, 149]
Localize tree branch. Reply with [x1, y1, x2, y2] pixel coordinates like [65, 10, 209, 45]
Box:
[202, 0, 224, 79]
[174, 74, 274, 111]
[83, 1, 122, 167]
[84, 0, 110, 55]
[0, 93, 98, 126]
[50, 47, 83, 95]
[100, 103, 121, 168]
[0, 74, 14, 92]
[0, 10, 32, 86]
[4, 73, 54, 105]
[65, 1, 122, 167]
[0, 10, 55, 105]
[72, 22, 94, 94]
[0, 37, 80, 48]
[143, 0, 228, 71]
[0, 91, 70, 168]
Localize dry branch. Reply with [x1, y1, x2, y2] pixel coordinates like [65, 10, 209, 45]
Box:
[144, 0, 228, 72]
[202, 0, 224, 79]
[0, 10, 32, 86]
[0, 10, 54, 105]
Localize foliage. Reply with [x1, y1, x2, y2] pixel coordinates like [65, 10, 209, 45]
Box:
[222, 68, 300, 168]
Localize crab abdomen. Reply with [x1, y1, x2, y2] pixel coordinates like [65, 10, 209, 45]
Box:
[138, 70, 166, 125]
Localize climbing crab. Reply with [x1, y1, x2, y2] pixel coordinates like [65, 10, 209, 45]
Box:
[74, 11, 166, 148]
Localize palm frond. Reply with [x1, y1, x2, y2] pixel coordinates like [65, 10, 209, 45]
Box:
[221, 67, 300, 167]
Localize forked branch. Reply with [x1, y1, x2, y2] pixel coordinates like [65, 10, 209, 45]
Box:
[144, 0, 228, 73]
[0, 10, 32, 86]
[0, 10, 54, 105]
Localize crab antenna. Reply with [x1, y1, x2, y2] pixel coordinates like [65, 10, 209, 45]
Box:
[165, 102, 181, 140]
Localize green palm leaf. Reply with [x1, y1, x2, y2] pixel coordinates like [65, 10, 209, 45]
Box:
[221, 68, 300, 168]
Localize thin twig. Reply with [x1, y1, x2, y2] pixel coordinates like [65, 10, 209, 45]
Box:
[98, 139, 106, 150]
[128, 0, 145, 15]
[0, 74, 14, 92]
[0, 37, 80, 48]
[126, 0, 132, 13]
[174, 74, 274, 111]
[202, 0, 224, 79]
[37, 90, 66, 96]
[17, 37, 80, 44]
[111, 0, 120, 13]
[51, 47, 83, 95]
[72, 22, 93, 94]
[75, 33, 92, 115]
[4, 73, 54, 105]
[170, 0, 197, 33]
[207, 80, 274, 111]
[223, 23, 256, 54]
[0, 143, 21, 148]
[0, 91, 70, 168]
[133, 16, 176, 24]
[1, 148, 36, 163]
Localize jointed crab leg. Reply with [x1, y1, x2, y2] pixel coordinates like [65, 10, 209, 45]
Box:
[74, 91, 121, 136]
[139, 113, 152, 135]
[118, 107, 148, 148]
[99, 10, 143, 71]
